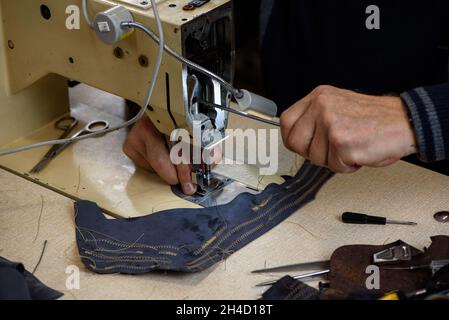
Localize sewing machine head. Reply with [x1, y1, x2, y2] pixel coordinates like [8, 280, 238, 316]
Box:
[1, 0, 233, 139]
[0, 0, 234, 195]
[0, 0, 279, 206]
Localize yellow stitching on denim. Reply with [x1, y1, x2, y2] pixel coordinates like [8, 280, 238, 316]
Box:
[198, 236, 217, 251]
[192, 226, 226, 256]
[187, 167, 322, 268]
[192, 164, 313, 252]
[269, 172, 331, 222]
[90, 264, 158, 271]
[186, 224, 264, 269]
[87, 258, 170, 264]
[251, 195, 273, 212]
[78, 227, 180, 250]
[189, 164, 315, 259]
[158, 251, 178, 256]
[211, 167, 322, 248]
[187, 223, 264, 267]
[83, 251, 170, 263]
[79, 255, 98, 268]
[83, 238, 179, 251]
[94, 249, 145, 255]
[186, 168, 328, 269]
[227, 224, 264, 250]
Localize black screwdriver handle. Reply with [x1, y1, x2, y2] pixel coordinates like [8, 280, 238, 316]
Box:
[342, 212, 387, 225]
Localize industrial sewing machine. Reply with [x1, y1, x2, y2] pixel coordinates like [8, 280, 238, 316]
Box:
[0, 0, 278, 207]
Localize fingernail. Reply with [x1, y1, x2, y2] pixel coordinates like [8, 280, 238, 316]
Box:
[182, 183, 197, 195]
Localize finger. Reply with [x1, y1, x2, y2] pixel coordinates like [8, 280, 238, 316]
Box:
[123, 143, 154, 172]
[308, 124, 329, 167]
[280, 94, 313, 147]
[327, 144, 360, 173]
[176, 164, 197, 195]
[285, 108, 316, 158]
[141, 127, 179, 185]
[123, 132, 154, 171]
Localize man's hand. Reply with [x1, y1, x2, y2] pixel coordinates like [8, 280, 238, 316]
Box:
[280, 85, 418, 173]
[123, 115, 197, 195]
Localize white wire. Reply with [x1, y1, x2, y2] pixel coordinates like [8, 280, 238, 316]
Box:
[81, 0, 94, 29]
[0, 0, 164, 157]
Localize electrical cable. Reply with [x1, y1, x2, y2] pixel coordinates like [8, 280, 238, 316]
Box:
[81, 0, 94, 29]
[0, 0, 164, 157]
[81, 0, 242, 98]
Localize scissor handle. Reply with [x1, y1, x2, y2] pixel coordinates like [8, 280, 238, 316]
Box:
[84, 120, 110, 133]
[55, 115, 79, 131]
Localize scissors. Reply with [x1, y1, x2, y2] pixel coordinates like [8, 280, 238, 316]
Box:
[30, 116, 110, 173]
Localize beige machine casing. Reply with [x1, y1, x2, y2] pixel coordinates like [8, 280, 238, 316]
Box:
[0, 0, 233, 146]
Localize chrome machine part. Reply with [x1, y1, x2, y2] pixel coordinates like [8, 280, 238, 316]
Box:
[373, 244, 413, 265]
[181, 2, 234, 141]
[171, 173, 260, 208]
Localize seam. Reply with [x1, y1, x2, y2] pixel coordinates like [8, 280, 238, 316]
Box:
[186, 169, 330, 270]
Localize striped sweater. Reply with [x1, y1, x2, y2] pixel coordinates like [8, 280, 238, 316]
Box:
[401, 84, 449, 162]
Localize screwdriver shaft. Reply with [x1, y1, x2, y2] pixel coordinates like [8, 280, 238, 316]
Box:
[386, 220, 418, 226]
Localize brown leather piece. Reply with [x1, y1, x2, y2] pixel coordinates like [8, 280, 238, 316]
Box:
[323, 236, 449, 299]
[426, 236, 449, 260]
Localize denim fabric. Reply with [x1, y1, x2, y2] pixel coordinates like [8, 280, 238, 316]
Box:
[0, 257, 63, 300]
[261, 276, 320, 300]
[75, 162, 333, 274]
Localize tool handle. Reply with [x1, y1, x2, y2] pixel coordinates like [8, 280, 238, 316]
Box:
[342, 212, 387, 225]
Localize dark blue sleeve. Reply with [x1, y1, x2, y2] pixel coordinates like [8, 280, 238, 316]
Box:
[401, 83, 449, 162]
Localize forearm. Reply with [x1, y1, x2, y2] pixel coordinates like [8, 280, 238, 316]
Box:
[401, 83, 449, 162]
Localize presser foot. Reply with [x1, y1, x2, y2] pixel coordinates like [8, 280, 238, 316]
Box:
[171, 172, 259, 208]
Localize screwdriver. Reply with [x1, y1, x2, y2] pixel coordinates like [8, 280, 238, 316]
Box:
[342, 212, 418, 226]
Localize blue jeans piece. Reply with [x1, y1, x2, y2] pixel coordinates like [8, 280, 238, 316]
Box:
[0, 257, 63, 300]
[75, 162, 334, 274]
[261, 276, 320, 300]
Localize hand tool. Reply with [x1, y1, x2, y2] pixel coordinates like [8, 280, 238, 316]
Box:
[434, 211, 449, 223]
[30, 119, 109, 173]
[256, 269, 330, 287]
[251, 260, 330, 274]
[382, 260, 449, 275]
[30, 115, 79, 173]
[342, 212, 418, 226]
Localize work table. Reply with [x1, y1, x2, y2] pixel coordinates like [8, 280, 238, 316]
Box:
[1, 86, 448, 300]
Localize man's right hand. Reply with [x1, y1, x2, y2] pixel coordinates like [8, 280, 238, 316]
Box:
[123, 115, 197, 195]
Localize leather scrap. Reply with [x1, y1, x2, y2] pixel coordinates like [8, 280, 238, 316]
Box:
[324, 236, 449, 299]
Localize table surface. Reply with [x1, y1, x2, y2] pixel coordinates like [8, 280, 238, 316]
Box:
[1, 86, 448, 300]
